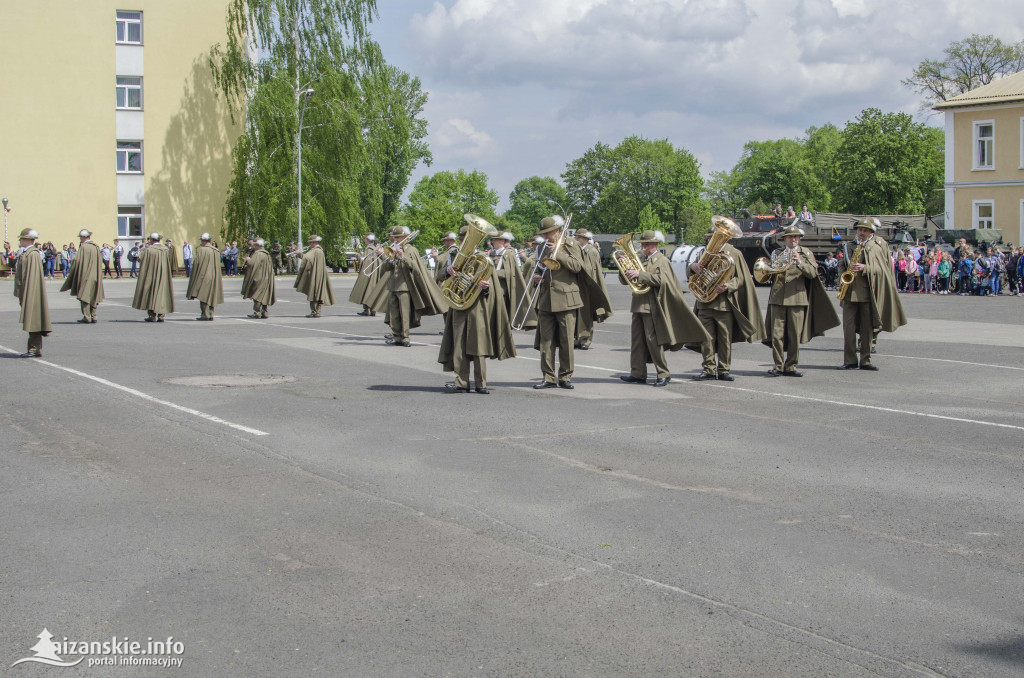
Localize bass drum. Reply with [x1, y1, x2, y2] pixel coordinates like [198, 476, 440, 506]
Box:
[669, 244, 705, 285]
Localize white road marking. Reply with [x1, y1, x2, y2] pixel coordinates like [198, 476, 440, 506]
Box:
[877, 353, 1024, 371]
[0, 344, 268, 437]
[704, 383, 1024, 433]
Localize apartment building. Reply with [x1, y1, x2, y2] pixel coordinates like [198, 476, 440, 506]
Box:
[0, 1, 237, 258]
[936, 70, 1024, 247]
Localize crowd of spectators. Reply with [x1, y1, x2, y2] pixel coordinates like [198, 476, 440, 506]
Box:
[891, 239, 1021, 296]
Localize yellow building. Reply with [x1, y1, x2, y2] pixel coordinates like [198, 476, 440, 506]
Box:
[936, 70, 1024, 247]
[0, 1, 238, 269]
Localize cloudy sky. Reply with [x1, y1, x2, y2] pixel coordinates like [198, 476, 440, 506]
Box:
[369, 0, 1023, 209]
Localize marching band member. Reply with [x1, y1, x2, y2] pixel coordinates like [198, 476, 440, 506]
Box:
[532, 217, 584, 389]
[618, 230, 709, 387]
[837, 217, 906, 371]
[186, 233, 224, 320]
[688, 230, 765, 381]
[61, 229, 104, 324]
[13, 228, 51, 357]
[293, 234, 335, 318]
[349, 233, 379, 316]
[433, 232, 459, 285]
[573, 228, 613, 350]
[132, 233, 175, 322]
[762, 225, 839, 376]
[379, 226, 446, 346]
[488, 231, 526, 321]
[241, 238, 276, 319]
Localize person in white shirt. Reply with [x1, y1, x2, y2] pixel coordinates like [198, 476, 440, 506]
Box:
[182, 240, 194, 277]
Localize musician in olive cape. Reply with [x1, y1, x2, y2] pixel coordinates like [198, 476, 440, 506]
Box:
[293, 235, 335, 318]
[437, 242, 516, 394]
[13, 228, 51, 357]
[488, 231, 526, 318]
[433, 232, 458, 285]
[241, 238, 276, 319]
[531, 216, 586, 389]
[572, 228, 613, 350]
[837, 217, 906, 371]
[373, 225, 446, 346]
[762, 225, 839, 376]
[688, 231, 765, 381]
[61, 228, 104, 323]
[185, 232, 224, 320]
[132, 232, 175, 322]
[349, 233, 380, 316]
[618, 230, 710, 387]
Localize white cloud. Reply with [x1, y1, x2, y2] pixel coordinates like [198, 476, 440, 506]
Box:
[431, 117, 494, 160]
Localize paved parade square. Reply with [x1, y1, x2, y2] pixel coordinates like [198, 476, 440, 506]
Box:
[2, 274, 1023, 677]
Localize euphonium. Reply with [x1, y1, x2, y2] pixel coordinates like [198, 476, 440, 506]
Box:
[689, 216, 743, 302]
[613, 232, 650, 295]
[753, 246, 797, 284]
[441, 214, 498, 311]
[837, 240, 865, 301]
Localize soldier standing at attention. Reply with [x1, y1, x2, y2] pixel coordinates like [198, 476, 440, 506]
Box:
[13, 228, 52, 357]
[241, 238, 276, 319]
[763, 225, 839, 376]
[270, 239, 283, 275]
[293, 235, 335, 318]
[132, 233, 175, 322]
[61, 229, 104, 324]
[186, 233, 224, 321]
[837, 218, 906, 371]
[531, 216, 584, 389]
[572, 227, 612, 350]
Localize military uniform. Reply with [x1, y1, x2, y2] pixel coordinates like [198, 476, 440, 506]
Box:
[377, 227, 447, 345]
[132, 236, 175, 322]
[573, 230, 613, 350]
[293, 238, 335, 317]
[186, 237, 224, 320]
[838, 219, 907, 370]
[13, 230, 52, 357]
[532, 218, 584, 388]
[61, 232, 104, 323]
[241, 244, 276, 318]
[271, 240, 283, 275]
[349, 239, 380, 315]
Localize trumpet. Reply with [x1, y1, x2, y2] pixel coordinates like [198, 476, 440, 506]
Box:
[361, 230, 419, 277]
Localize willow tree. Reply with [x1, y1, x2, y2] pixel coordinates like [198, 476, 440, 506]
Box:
[209, 0, 430, 257]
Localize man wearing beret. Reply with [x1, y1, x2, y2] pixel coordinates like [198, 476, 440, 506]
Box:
[531, 216, 584, 389]
[186, 232, 224, 320]
[573, 228, 613, 350]
[763, 225, 839, 376]
[241, 238, 276, 318]
[293, 235, 335, 318]
[837, 217, 906, 371]
[13, 228, 51, 357]
[132, 233, 175, 322]
[61, 229, 104, 323]
[619, 230, 710, 386]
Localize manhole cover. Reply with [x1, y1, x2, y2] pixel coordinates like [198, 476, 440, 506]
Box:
[165, 374, 297, 388]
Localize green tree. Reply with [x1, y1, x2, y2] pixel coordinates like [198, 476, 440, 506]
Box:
[802, 124, 841, 212]
[833, 108, 944, 214]
[402, 170, 500, 246]
[209, 0, 430, 261]
[729, 139, 820, 214]
[562, 142, 612, 232]
[903, 34, 1024, 109]
[505, 176, 569, 231]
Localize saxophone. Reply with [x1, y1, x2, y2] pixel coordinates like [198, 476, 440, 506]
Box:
[837, 240, 865, 301]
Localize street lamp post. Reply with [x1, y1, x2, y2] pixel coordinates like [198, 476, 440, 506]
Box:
[2, 198, 8, 244]
[296, 88, 314, 249]
[547, 199, 566, 220]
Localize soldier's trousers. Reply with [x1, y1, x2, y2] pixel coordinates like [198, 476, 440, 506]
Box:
[770, 304, 805, 372]
[309, 301, 322, 316]
[698, 308, 733, 374]
[576, 307, 593, 347]
[538, 309, 575, 383]
[842, 300, 873, 366]
[388, 291, 412, 341]
[80, 300, 97, 322]
[450, 310, 486, 389]
[630, 312, 669, 379]
[200, 301, 214, 319]
[252, 301, 269, 318]
[27, 332, 43, 355]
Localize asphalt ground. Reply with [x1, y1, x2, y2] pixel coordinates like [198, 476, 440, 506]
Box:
[1, 272, 1022, 677]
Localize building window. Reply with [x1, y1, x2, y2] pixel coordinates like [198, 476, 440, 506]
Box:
[117, 206, 144, 238]
[116, 141, 142, 173]
[973, 120, 994, 170]
[116, 76, 142, 110]
[973, 201, 994, 229]
[116, 11, 143, 44]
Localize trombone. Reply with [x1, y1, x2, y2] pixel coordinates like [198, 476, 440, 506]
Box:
[510, 214, 571, 330]
[361, 230, 419, 277]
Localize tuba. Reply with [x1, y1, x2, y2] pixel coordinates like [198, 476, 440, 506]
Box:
[440, 214, 498, 311]
[613, 232, 650, 295]
[688, 216, 743, 302]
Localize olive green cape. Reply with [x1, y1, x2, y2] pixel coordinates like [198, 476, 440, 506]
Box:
[621, 251, 711, 352]
[577, 244, 614, 323]
[841, 237, 907, 334]
[686, 243, 766, 351]
[185, 243, 224, 307]
[241, 249, 277, 306]
[60, 240, 104, 306]
[131, 243, 175, 314]
[293, 246, 336, 305]
[15, 245, 52, 334]
[348, 246, 381, 306]
[438, 267, 516, 367]
[368, 245, 447, 326]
